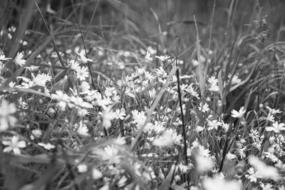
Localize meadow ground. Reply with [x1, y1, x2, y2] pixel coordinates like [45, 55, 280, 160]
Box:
[0, 1, 284, 190]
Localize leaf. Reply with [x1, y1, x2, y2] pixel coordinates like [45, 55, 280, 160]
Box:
[158, 164, 176, 190]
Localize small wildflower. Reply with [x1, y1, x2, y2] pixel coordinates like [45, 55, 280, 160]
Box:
[77, 163, 88, 173]
[192, 59, 199, 66]
[76, 49, 92, 63]
[95, 145, 120, 163]
[92, 168, 103, 179]
[207, 119, 222, 130]
[31, 129, 42, 138]
[152, 129, 182, 147]
[248, 155, 280, 181]
[266, 106, 281, 115]
[70, 60, 81, 71]
[231, 75, 242, 85]
[266, 122, 285, 133]
[14, 52, 26, 66]
[266, 113, 275, 122]
[2, 136, 26, 155]
[115, 108, 126, 120]
[195, 150, 214, 173]
[132, 110, 147, 128]
[38, 142, 55, 150]
[177, 163, 192, 173]
[155, 55, 170, 62]
[0, 52, 11, 61]
[196, 125, 204, 132]
[260, 183, 274, 190]
[0, 99, 17, 131]
[191, 141, 214, 173]
[76, 66, 89, 81]
[145, 46, 156, 61]
[77, 121, 89, 136]
[145, 121, 165, 133]
[208, 76, 220, 92]
[199, 102, 210, 112]
[221, 122, 229, 131]
[117, 176, 127, 187]
[246, 167, 257, 182]
[32, 73, 51, 87]
[231, 107, 246, 118]
[185, 84, 200, 99]
[102, 106, 117, 129]
[80, 81, 90, 93]
[203, 174, 242, 190]
[51, 90, 69, 110]
[114, 137, 125, 145]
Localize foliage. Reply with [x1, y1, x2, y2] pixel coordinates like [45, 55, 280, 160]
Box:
[0, 0, 285, 190]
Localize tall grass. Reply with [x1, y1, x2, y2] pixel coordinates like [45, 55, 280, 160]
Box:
[0, 1, 284, 190]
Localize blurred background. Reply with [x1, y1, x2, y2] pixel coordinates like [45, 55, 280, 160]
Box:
[1, 0, 285, 56]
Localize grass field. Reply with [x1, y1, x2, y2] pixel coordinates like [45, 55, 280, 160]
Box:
[0, 1, 284, 190]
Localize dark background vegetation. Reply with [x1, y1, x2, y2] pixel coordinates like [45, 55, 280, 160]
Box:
[1, 0, 285, 53]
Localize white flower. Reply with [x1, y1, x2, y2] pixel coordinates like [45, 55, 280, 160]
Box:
[76, 66, 89, 81]
[14, 52, 26, 66]
[155, 55, 170, 62]
[70, 96, 92, 109]
[192, 59, 199, 66]
[145, 121, 165, 133]
[199, 103, 210, 112]
[248, 155, 280, 181]
[266, 113, 275, 122]
[191, 141, 214, 173]
[76, 49, 92, 63]
[196, 125, 204, 132]
[195, 150, 214, 173]
[0, 53, 11, 61]
[80, 81, 90, 93]
[117, 176, 127, 187]
[92, 168, 103, 179]
[38, 142, 55, 150]
[221, 122, 229, 131]
[77, 121, 89, 136]
[231, 107, 246, 118]
[231, 75, 242, 85]
[2, 136, 26, 155]
[207, 119, 222, 130]
[246, 167, 257, 182]
[132, 110, 147, 128]
[203, 175, 242, 190]
[260, 183, 274, 190]
[208, 76, 220, 92]
[95, 145, 120, 163]
[114, 108, 125, 119]
[185, 84, 200, 99]
[114, 137, 125, 145]
[31, 129, 42, 138]
[145, 47, 156, 61]
[266, 122, 285, 133]
[77, 163, 88, 173]
[226, 152, 237, 160]
[0, 99, 17, 131]
[177, 163, 192, 173]
[266, 106, 281, 115]
[32, 73, 51, 87]
[51, 91, 69, 110]
[102, 106, 118, 129]
[70, 60, 81, 71]
[152, 129, 182, 147]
